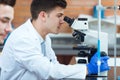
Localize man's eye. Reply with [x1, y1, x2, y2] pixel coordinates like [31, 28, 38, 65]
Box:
[0, 19, 9, 23]
[57, 15, 63, 18]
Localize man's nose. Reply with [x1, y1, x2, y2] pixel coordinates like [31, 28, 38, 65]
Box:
[60, 17, 65, 24]
[61, 19, 65, 24]
[4, 23, 13, 33]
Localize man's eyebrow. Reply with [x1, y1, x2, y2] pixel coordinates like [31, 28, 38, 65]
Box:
[59, 13, 64, 15]
[57, 13, 64, 16]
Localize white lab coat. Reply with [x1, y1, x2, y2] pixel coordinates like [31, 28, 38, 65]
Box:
[0, 19, 87, 80]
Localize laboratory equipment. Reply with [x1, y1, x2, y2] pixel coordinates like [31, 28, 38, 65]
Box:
[64, 16, 108, 53]
[64, 16, 108, 79]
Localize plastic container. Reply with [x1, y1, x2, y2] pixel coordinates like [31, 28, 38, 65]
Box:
[93, 5, 105, 19]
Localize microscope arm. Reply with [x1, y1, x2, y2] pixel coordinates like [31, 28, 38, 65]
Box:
[82, 29, 108, 54]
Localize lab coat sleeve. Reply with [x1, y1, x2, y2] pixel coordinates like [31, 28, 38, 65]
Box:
[12, 36, 87, 79]
[65, 64, 87, 79]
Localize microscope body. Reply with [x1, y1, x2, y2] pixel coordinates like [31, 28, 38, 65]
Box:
[64, 16, 108, 79]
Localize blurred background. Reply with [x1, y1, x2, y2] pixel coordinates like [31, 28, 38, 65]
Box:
[13, 0, 120, 33]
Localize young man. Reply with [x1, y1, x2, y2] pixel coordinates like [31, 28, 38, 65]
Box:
[0, 0, 110, 80]
[0, 0, 16, 44]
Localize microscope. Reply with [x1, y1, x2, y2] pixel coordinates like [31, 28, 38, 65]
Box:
[64, 16, 108, 79]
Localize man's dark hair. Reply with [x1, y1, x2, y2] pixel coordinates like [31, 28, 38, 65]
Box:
[30, 0, 67, 20]
[0, 0, 16, 7]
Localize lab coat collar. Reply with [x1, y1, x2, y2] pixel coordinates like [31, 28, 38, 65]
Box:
[26, 19, 46, 43]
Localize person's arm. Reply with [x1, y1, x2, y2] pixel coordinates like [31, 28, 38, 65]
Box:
[66, 64, 87, 79]
[13, 36, 87, 79]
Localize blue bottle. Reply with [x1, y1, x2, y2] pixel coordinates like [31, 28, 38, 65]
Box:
[93, 5, 105, 19]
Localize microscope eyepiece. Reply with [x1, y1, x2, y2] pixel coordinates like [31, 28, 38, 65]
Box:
[64, 16, 74, 26]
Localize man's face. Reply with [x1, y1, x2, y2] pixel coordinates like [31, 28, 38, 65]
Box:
[0, 4, 14, 44]
[45, 7, 65, 34]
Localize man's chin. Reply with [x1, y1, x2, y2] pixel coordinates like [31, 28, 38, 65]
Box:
[54, 32, 59, 34]
[0, 36, 6, 44]
[0, 39, 4, 44]
[52, 31, 59, 34]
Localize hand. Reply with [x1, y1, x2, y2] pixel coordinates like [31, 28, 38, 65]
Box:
[87, 52, 110, 75]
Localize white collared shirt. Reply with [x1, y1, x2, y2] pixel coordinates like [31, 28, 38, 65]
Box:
[0, 19, 86, 80]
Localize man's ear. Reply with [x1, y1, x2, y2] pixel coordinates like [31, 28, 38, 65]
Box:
[38, 11, 47, 22]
